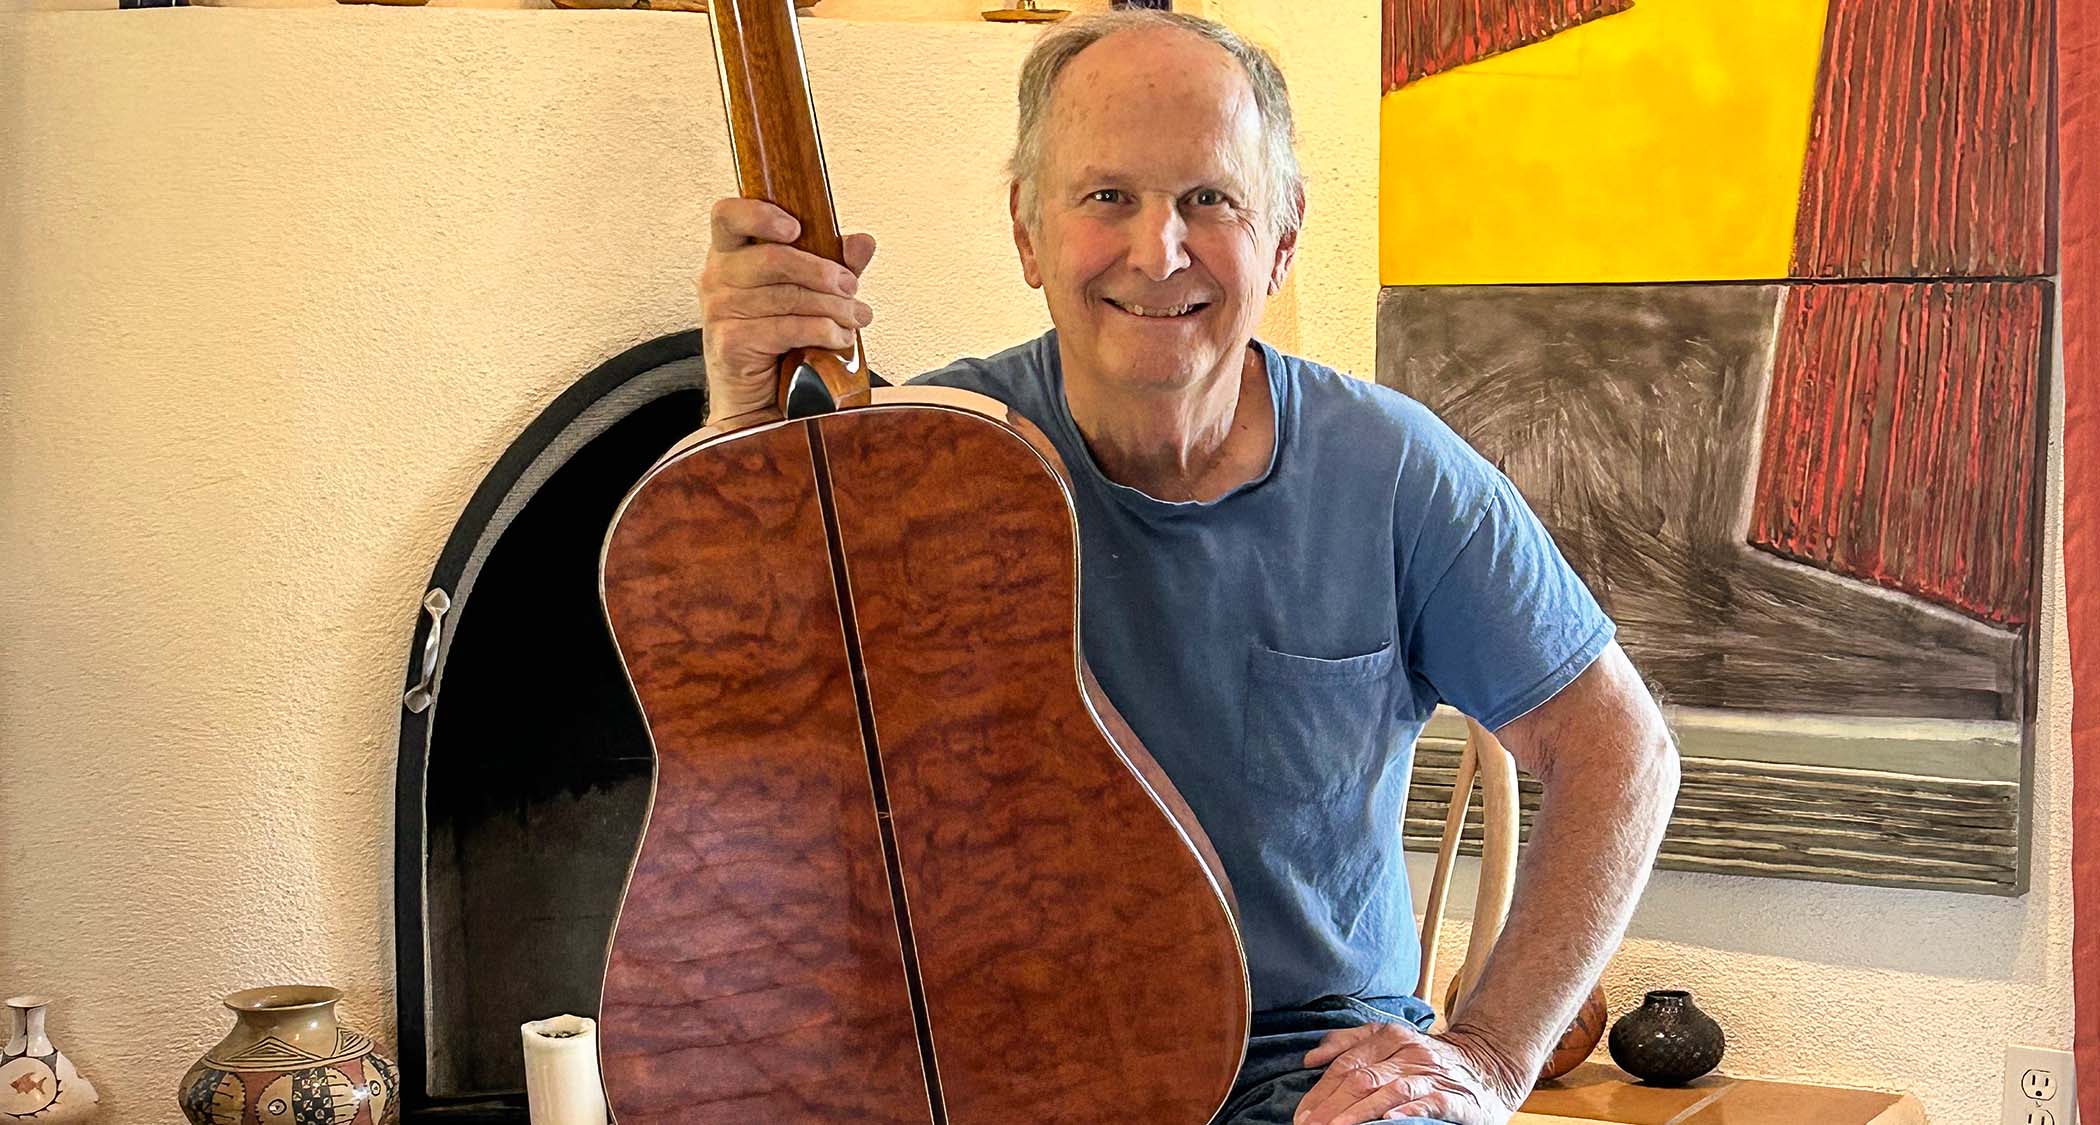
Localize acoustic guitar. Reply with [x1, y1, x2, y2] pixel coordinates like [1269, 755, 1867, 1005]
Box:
[593, 2, 1250, 1120]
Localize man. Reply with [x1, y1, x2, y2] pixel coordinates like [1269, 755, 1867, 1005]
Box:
[693, 11, 1678, 1125]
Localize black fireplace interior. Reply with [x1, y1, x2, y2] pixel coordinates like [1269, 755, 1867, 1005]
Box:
[394, 330, 707, 1122]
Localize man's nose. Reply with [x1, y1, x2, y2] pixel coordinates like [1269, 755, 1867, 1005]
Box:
[1127, 197, 1191, 281]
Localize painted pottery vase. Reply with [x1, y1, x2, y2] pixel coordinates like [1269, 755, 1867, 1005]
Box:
[1539, 983, 1609, 1082]
[1, 996, 99, 1124]
[1607, 989, 1726, 1086]
[177, 986, 399, 1125]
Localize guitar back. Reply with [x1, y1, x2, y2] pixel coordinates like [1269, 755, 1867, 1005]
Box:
[598, 396, 1248, 1123]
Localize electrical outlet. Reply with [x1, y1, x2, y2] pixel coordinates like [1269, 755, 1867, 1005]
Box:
[2005, 1044, 2079, 1125]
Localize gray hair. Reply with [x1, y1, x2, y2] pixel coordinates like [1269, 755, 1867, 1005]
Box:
[1008, 10, 1305, 240]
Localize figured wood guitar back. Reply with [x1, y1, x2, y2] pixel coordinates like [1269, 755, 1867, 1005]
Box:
[594, 4, 1250, 1120]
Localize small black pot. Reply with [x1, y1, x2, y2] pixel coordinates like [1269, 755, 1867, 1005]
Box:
[1607, 989, 1726, 1086]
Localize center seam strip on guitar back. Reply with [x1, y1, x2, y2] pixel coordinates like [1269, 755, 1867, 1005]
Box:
[804, 417, 952, 1125]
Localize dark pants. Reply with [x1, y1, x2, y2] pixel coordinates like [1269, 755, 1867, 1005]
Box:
[1210, 995, 1454, 1125]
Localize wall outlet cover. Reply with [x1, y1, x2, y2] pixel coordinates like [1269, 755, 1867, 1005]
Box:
[2005, 1044, 2079, 1125]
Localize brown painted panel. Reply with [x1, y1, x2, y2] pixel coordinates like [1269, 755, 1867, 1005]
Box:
[1748, 281, 2048, 626]
[819, 403, 1248, 1124]
[597, 421, 931, 1124]
[1791, 0, 2054, 278]
[1382, 0, 1630, 91]
[1377, 283, 2022, 722]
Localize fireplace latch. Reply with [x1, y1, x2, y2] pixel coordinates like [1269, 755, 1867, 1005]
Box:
[402, 587, 453, 714]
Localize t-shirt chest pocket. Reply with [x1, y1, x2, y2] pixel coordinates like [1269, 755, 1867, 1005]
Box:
[1240, 641, 1399, 799]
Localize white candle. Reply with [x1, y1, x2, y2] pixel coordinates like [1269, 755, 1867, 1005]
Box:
[519, 1015, 609, 1125]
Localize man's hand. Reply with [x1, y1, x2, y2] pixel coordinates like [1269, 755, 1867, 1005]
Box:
[1294, 1021, 1524, 1125]
[696, 198, 877, 427]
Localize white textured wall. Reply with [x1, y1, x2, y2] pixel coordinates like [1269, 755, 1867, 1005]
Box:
[0, 6, 2071, 1125]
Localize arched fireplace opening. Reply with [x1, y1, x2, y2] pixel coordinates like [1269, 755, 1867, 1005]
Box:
[393, 330, 706, 1122]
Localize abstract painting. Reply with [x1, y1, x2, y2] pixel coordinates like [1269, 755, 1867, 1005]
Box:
[1379, 0, 2056, 892]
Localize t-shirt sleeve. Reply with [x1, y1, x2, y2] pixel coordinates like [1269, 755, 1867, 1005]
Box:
[1401, 475, 1615, 731]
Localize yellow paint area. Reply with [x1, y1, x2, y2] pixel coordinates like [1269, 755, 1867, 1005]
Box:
[1379, 0, 1829, 285]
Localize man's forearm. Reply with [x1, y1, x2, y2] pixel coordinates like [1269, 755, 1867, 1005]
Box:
[1442, 648, 1680, 1098]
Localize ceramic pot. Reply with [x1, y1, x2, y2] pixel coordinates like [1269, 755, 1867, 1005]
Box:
[177, 986, 399, 1125]
[1538, 983, 1609, 1082]
[1607, 989, 1725, 1086]
[1, 995, 99, 1123]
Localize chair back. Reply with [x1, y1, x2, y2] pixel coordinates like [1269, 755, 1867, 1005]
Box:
[1413, 717, 1521, 1017]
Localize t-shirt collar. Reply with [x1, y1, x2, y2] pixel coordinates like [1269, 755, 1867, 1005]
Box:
[1043, 330, 1290, 518]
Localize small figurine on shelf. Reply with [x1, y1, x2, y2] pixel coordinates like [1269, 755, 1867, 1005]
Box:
[983, 0, 1068, 22]
[0, 996, 100, 1124]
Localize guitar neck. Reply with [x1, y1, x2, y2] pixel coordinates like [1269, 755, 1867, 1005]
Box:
[709, 0, 849, 269]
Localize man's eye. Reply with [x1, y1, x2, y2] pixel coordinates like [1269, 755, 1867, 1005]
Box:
[1089, 189, 1123, 204]
[1191, 189, 1227, 207]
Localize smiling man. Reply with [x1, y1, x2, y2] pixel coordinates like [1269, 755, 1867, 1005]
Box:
[693, 11, 1678, 1125]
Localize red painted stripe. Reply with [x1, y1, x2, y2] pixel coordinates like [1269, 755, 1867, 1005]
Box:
[2060, 0, 2100, 1118]
[1381, 0, 1631, 92]
[1792, 0, 2054, 278]
[1748, 282, 2047, 625]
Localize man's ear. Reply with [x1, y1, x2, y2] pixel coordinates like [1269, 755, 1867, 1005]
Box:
[1011, 180, 1044, 290]
[1268, 184, 1305, 295]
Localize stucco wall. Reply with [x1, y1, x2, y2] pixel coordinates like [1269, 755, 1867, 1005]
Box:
[0, 7, 2071, 1125]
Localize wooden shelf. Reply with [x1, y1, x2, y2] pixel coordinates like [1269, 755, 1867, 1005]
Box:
[1517, 1064, 1926, 1125]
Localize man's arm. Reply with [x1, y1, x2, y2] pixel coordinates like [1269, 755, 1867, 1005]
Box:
[1294, 642, 1677, 1125]
[1441, 642, 1678, 1103]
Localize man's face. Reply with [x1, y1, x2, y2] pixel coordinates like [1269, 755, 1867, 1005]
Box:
[1015, 28, 1297, 400]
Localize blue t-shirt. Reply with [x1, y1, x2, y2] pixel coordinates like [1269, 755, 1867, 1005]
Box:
[909, 331, 1614, 1012]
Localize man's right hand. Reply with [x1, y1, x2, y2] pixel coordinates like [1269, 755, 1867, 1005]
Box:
[697, 197, 877, 427]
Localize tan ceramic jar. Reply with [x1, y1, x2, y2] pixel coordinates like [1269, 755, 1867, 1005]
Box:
[177, 986, 398, 1125]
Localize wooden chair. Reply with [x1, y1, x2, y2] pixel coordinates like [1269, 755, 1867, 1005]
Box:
[1413, 716, 1521, 1021]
